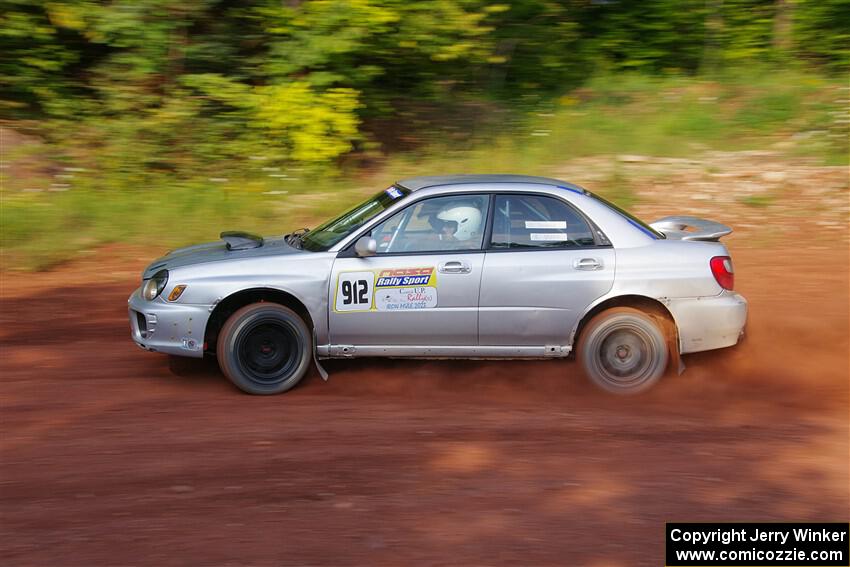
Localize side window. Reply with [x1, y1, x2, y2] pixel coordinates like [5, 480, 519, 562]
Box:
[490, 194, 596, 249]
[370, 194, 489, 254]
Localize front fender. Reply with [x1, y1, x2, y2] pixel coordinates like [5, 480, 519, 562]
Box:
[164, 252, 336, 344]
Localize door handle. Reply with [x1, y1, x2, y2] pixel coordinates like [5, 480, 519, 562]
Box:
[439, 260, 471, 274]
[573, 258, 603, 271]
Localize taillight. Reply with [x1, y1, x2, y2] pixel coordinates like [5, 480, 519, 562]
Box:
[710, 256, 734, 291]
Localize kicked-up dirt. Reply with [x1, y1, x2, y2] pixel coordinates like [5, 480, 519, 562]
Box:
[1, 155, 848, 566]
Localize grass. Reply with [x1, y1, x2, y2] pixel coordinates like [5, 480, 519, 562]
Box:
[739, 194, 776, 208]
[1, 177, 378, 270]
[2, 68, 848, 270]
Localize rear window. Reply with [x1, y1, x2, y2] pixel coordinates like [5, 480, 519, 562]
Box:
[490, 194, 597, 249]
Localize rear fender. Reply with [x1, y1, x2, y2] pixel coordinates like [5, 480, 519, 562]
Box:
[571, 294, 684, 374]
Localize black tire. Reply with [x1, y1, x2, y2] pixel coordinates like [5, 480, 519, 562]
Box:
[577, 307, 669, 394]
[216, 303, 311, 395]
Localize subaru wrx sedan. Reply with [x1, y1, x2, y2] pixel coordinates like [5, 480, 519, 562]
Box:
[129, 175, 747, 394]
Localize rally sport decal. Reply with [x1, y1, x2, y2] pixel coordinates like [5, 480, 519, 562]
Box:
[334, 267, 438, 313]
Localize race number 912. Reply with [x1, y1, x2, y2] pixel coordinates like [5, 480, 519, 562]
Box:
[335, 272, 374, 312]
[341, 279, 369, 305]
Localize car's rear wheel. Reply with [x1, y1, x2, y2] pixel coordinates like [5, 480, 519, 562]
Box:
[217, 303, 311, 395]
[577, 307, 669, 394]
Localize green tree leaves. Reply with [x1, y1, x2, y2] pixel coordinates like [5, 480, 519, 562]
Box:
[254, 82, 361, 162]
[1, 0, 846, 174]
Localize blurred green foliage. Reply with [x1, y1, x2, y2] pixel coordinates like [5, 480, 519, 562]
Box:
[1, 0, 848, 268]
[3, 69, 847, 269]
[1, 0, 848, 176]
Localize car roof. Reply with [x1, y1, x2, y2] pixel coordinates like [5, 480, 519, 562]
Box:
[397, 174, 587, 193]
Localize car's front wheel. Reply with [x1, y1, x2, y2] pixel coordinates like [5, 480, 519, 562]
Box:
[217, 303, 311, 395]
[577, 307, 669, 394]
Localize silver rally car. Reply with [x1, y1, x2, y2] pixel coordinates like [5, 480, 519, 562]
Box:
[129, 175, 747, 395]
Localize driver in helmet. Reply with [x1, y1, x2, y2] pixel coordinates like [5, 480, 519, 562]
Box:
[438, 220, 459, 241]
[432, 202, 483, 248]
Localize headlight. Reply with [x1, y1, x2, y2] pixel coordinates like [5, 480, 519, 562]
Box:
[142, 270, 169, 301]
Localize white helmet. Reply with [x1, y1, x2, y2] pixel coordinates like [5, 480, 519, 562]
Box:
[436, 204, 482, 241]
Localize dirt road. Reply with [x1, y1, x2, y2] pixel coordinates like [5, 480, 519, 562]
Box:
[2, 152, 849, 566]
[2, 242, 847, 567]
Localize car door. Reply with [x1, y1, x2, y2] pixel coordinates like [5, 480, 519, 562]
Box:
[329, 193, 489, 346]
[479, 193, 615, 346]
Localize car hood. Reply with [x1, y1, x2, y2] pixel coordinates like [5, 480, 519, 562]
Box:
[142, 235, 303, 279]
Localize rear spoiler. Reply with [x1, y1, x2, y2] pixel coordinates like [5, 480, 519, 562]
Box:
[649, 216, 732, 241]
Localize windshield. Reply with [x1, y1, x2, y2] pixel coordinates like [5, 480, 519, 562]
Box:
[588, 192, 665, 239]
[301, 186, 411, 251]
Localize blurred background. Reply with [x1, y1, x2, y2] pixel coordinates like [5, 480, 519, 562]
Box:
[0, 0, 847, 268]
[1, 3, 849, 565]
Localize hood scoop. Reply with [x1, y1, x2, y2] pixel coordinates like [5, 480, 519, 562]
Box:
[220, 231, 264, 250]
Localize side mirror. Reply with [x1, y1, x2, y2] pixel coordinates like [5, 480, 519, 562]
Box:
[354, 236, 377, 257]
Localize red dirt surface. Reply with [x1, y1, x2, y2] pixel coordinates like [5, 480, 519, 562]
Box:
[1, 243, 848, 566]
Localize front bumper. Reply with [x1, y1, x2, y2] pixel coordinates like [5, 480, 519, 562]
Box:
[668, 291, 748, 354]
[128, 287, 212, 358]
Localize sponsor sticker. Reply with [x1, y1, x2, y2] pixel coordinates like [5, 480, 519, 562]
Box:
[375, 287, 438, 311]
[529, 232, 569, 241]
[334, 267, 438, 312]
[525, 220, 567, 229]
[375, 266, 435, 288]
